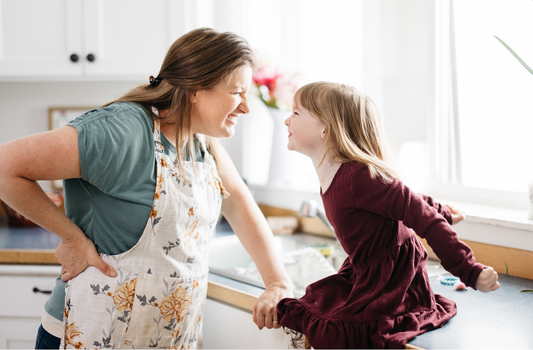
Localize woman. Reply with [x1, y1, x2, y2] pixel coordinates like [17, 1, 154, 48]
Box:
[0, 28, 292, 349]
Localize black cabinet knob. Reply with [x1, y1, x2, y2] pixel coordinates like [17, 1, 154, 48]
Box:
[33, 287, 52, 294]
[70, 54, 79, 63]
[86, 53, 96, 62]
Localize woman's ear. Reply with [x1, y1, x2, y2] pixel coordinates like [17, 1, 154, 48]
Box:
[190, 91, 198, 104]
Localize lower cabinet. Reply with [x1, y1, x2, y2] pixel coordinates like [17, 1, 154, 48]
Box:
[0, 265, 61, 349]
[203, 298, 288, 349]
[0, 318, 43, 349]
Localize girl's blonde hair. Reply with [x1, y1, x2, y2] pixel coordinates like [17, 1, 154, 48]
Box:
[294, 81, 397, 182]
[105, 28, 256, 176]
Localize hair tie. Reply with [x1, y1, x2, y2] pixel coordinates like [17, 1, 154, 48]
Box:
[149, 75, 162, 87]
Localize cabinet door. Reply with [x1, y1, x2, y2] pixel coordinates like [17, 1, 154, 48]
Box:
[203, 298, 288, 348]
[0, 275, 58, 317]
[0, 267, 60, 349]
[81, 0, 193, 78]
[0, 318, 41, 349]
[0, 0, 84, 78]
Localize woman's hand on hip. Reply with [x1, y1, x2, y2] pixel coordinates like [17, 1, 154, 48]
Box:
[56, 233, 117, 282]
[253, 282, 293, 330]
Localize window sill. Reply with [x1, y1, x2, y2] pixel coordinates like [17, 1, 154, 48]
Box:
[423, 195, 533, 252]
[435, 197, 533, 231]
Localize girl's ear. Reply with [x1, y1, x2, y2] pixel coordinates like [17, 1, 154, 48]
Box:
[320, 125, 327, 140]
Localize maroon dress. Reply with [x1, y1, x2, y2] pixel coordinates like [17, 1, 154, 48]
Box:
[277, 162, 484, 348]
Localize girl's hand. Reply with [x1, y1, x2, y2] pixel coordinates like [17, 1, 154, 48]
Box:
[447, 204, 466, 225]
[253, 283, 293, 330]
[475, 266, 500, 292]
[55, 233, 117, 282]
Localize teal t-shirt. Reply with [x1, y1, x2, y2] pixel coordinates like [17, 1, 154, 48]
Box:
[44, 102, 204, 321]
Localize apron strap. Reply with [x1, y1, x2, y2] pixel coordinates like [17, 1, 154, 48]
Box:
[195, 134, 230, 199]
[151, 107, 164, 154]
[194, 134, 216, 166]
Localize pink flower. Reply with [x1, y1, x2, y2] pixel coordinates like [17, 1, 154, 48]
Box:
[253, 67, 280, 96]
[253, 64, 300, 111]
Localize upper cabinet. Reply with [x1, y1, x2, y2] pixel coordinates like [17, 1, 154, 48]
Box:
[0, 0, 203, 80]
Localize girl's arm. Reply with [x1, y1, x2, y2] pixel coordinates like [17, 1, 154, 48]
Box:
[0, 127, 116, 281]
[446, 204, 466, 225]
[347, 163, 497, 291]
[417, 194, 466, 225]
[417, 193, 453, 224]
[214, 142, 293, 330]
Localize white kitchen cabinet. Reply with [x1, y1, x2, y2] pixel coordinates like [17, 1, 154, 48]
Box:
[0, 0, 83, 78]
[0, 265, 61, 349]
[203, 298, 288, 349]
[0, 0, 204, 80]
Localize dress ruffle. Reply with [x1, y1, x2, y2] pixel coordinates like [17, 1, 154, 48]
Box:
[277, 235, 458, 349]
[278, 294, 456, 349]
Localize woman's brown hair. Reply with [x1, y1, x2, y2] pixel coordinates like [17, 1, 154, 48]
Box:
[106, 27, 256, 176]
[294, 82, 398, 182]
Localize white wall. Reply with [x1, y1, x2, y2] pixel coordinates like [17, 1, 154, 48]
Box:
[0, 81, 142, 142]
[0, 0, 435, 192]
[378, 0, 434, 193]
[381, 0, 433, 150]
[0, 81, 142, 191]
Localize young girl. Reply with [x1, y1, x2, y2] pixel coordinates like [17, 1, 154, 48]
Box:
[277, 82, 500, 349]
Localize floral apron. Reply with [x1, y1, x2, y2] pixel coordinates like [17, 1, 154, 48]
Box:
[62, 118, 228, 349]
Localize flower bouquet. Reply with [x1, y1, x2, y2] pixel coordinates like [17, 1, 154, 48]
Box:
[252, 61, 300, 111]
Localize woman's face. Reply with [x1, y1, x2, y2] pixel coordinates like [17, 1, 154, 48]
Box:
[190, 65, 252, 138]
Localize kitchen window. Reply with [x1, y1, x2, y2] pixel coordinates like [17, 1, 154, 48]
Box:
[431, 0, 533, 210]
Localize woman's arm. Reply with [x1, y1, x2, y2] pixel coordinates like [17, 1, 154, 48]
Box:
[214, 142, 293, 330]
[0, 126, 116, 281]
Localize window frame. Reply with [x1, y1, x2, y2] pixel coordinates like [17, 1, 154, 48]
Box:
[428, 0, 530, 211]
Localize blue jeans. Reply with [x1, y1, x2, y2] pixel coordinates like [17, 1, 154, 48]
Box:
[35, 324, 60, 349]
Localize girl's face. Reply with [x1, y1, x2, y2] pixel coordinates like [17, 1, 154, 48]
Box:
[190, 65, 252, 138]
[284, 98, 326, 157]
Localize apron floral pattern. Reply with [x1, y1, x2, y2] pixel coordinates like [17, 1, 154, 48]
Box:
[62, 117, 228, 349]
[284, 328, 312, 349]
